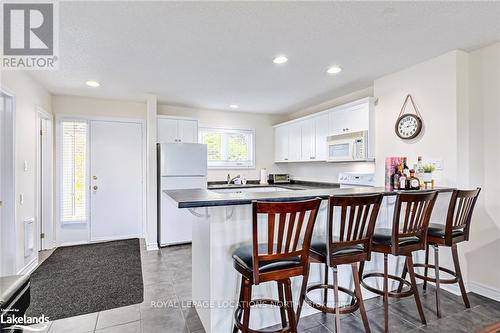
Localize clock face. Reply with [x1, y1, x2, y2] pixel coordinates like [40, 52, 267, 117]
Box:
[395, 114, 422, 139]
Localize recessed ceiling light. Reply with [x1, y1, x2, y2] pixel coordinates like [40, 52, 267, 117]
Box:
[86, 80, 100, 87]
[273, 56, 288, 64]
[327, 66, 342, 74]
[229, 104, 239, 109]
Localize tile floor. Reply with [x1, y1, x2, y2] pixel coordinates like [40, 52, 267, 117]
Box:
[30, 241, 499, 333]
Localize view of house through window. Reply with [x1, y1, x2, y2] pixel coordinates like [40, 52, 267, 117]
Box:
[199, 127, 255, 168]
[61, 121, 88, 223]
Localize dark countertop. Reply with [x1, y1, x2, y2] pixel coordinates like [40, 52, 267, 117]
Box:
[165, 186, 454, 209]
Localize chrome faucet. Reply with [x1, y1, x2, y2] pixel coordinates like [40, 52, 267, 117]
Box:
[227, 174, 241, 184]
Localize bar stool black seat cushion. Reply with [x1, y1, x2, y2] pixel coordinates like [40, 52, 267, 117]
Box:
[428, 223, 464, 238]
[232, 244, 301, 273]
[372, 228, 420, 247]
[310, 241, 364, 258]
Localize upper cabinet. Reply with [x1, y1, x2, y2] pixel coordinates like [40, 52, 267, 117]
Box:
[328, 103, 369, 136]
[157, 116, 198, 143]
[273, 97, 376, 163]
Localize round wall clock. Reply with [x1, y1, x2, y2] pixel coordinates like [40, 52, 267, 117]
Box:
[395, 113, 422, 139]
[395, 94, 423, 140]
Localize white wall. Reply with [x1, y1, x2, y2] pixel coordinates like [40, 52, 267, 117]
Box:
[465, 42, 500, 292]
[373, 50, 465, 186]
[1, 71, 52, 274]
[158, 104, 286, 181]
[52, 95, 146, 119]
[275, 87, 375, 182]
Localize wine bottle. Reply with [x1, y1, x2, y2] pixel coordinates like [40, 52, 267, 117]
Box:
[393, 165, 401, 190]
[409, 169, 420, 190]
[399, 164, 407, 190]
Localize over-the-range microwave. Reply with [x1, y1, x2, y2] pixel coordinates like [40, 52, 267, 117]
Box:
[326, 130, 367, 162]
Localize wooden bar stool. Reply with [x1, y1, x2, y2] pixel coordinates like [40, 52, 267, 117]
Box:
[408, 188, 481, 318]
[304, 194, 384, 333]
[232, 198, 322, 333]
[360, 191, 438, 333]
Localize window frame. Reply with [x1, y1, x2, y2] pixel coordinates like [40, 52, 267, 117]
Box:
[199, 127, 256, 169]
[56, 117, 90, 225]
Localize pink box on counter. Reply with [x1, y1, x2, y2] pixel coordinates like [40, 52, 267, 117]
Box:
[385, 157, 407, 191]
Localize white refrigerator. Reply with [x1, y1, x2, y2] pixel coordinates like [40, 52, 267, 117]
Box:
[158, 143, 207, 246]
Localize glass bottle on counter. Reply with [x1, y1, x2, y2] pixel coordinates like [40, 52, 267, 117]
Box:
[399, 165, 407, 190]
[416, 156, 424, 185]
[393, 164, 401, 190]
[403, 163, 410, 178]
[408, 169, 420, 190]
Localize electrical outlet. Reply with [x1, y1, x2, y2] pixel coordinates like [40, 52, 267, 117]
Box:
[429, 159, 444, 171]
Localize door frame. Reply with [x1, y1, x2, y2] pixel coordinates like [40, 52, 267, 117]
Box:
[0, 87, 17, 276]
[55, 114, 146, 245]
[36, 106, 54, 250]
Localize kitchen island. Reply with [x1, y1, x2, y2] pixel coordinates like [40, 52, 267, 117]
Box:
[164, 186, 454, 333]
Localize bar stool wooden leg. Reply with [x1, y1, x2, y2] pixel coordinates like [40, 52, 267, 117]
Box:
[433, 245, 442, 318]
[352, 262, 370, 333]
[242, 278, 252, 333]
[452, 244, 470, 308]
[277, 281, 287, 328]
[333, 266, 341, 333]
[233, 278, 245, 333]
[383, 254, 389, 333]
[423, 244, 430, 291]
[284, 279, 297, 333]
[396, 257, 408, 294]
[296, 265, 310, 320]
[407, 256, 426, 325]
[323, 263, 329, 307]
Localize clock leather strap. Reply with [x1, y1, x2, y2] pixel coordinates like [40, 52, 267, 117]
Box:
[398, 94, 423, 118]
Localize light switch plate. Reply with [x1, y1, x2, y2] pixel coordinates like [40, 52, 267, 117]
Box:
[23, 160, 28, 172]
[19, 194, 24, 205]
[429, 159, 444, 171]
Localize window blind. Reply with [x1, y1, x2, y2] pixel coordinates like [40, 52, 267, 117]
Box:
[61, 121, 87, 223]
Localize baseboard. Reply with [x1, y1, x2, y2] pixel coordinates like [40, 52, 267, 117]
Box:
[91, 234, 141, 242]
[146, 242, 159, 251]
[421, 279, 500, 302]
[17, 256, 38, 275]
[468, 281, 500, 302]
[59, 240, 89, 247]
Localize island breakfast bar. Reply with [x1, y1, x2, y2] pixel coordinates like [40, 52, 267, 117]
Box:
[164, 186, 454, 333]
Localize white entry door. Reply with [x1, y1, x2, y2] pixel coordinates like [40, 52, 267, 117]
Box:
[89, 120, 143, 241]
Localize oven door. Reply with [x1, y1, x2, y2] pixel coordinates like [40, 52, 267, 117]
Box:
[327, 139, 354, 162]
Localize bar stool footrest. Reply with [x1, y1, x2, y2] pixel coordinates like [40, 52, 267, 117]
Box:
[361, 272, 414, 298]
[234, 298, 292, 333]
[304, 283, 359, 314]
[413, 263, 459, 284]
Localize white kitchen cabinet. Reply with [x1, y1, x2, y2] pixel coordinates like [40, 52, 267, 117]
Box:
[288, 122, 302, 162]
[301, 118, 315, 161]
[157, 117, 198, 143]
[178, 119, 198, 143]
[329, 103, 369, 136]
[274, 125, 290, 162]
[273, 97, 376, 162]
[314, 113, 329, 161]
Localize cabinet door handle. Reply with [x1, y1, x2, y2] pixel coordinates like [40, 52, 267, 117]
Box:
[310, 156, 315, 159]
[284, 158, 288, 161]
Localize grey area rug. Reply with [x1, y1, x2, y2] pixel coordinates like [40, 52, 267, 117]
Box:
[27, 238, 144, 321]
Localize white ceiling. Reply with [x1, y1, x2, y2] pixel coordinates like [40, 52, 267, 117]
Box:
[32, 1, 500, 114]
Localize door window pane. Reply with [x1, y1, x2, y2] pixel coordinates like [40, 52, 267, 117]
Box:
[61, 121, 87, 223]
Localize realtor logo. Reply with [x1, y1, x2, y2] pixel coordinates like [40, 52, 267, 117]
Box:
[2, 1, 59, 69]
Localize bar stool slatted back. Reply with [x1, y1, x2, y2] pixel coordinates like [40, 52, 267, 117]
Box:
[305, 194, 384, 333]
[232, 198, 322, 333]
[413, 188, 481, 318]
[445, 188, 481, 245]
[360, 191, 438, 333]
